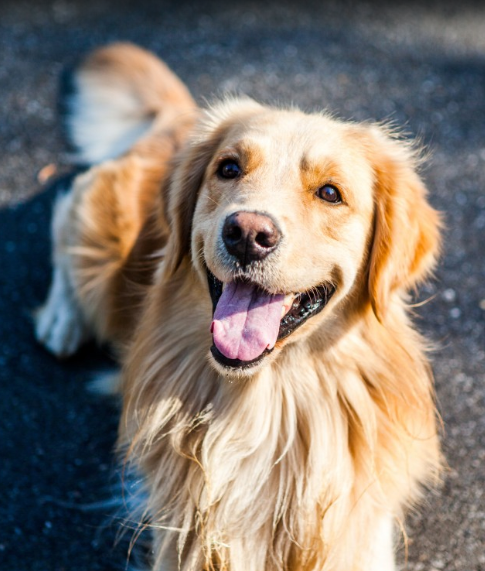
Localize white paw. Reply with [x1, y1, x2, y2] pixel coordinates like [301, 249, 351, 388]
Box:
[35, 266, 91, 358]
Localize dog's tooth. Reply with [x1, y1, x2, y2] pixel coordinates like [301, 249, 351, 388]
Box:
[281, 293, 296, 318]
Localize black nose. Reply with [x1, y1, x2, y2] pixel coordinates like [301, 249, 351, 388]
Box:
[222, 211, 281, 265]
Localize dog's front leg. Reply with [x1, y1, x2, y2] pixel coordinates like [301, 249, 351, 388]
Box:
[35, 186, 92, 358]
[364, 513, 396, 571]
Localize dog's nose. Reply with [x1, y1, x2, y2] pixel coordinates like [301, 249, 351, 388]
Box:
[222, 211, 281, 264]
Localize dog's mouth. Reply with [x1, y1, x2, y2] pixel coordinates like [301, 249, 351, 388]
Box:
[207, 270, 335, 370]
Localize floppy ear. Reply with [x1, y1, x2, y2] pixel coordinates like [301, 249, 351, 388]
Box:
[366, 127, 442, 321]
[163, 98, 263, 276]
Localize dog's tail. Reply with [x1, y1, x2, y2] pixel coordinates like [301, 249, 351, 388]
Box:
[61, 43, 197, 164]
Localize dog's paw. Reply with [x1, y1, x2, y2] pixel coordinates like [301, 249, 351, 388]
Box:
[35, 267, 91, 358]
[35, 299, 90, 358]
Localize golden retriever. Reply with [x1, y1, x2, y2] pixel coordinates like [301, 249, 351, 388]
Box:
[35, 43, 442, 571]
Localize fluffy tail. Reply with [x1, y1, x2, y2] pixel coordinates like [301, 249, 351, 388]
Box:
[61, 43, 197, 164]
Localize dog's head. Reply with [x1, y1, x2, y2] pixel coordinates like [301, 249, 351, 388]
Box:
[163, 99, 440, 375]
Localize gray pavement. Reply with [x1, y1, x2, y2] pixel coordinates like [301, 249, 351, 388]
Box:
[0, 1, 484, 570]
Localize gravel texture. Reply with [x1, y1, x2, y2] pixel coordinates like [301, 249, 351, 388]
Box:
[0, 1, 484, 570]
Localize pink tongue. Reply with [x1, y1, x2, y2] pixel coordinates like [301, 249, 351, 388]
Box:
[211, 282, 285, 362]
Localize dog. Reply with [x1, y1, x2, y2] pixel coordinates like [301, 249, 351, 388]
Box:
[35, 43, 442, 571]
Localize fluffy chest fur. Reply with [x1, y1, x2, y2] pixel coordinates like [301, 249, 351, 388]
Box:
[120, 267, 438, 571]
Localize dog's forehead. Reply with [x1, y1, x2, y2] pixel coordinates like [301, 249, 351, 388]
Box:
[224, 111, 370, 168]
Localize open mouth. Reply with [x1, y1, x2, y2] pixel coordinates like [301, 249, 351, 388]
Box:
[207, 270, 335, 370]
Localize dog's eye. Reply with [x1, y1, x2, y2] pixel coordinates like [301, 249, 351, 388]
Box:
[217, 160, 242, 179]
[316, 184, 341, 204]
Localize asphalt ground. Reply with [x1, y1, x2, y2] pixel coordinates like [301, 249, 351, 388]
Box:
[0, 1, 484, 570]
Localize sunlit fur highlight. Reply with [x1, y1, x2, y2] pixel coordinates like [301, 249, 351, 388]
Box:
[36, 43, 443, 571]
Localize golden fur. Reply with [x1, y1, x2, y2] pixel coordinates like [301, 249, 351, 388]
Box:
[36, 43, 442, 570]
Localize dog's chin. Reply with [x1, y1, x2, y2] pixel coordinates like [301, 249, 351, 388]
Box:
[206, 267, 336, 375]
[209, 345, 272, 378]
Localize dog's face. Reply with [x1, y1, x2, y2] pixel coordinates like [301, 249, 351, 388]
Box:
[193, 109, 375, 371]
[165, 100, 440, 376]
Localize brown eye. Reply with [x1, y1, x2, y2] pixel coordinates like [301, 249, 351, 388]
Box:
[316, 184, 341, 204]
[217, 160, 241, 179]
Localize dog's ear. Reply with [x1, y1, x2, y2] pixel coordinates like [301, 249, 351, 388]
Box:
[365, 127, 442, 321]
[163, 98, 263, 276]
